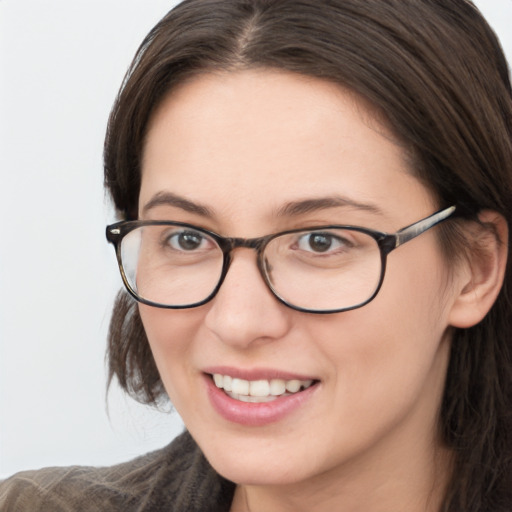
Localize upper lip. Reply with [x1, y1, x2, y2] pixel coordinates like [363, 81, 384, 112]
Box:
[202, 366, 319, 382]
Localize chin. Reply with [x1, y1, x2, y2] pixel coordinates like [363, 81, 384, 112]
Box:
[211, 458, 307, 487]
[193, 431, 317, 486]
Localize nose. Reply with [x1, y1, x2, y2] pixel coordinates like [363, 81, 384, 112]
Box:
[204, 249, 292, 348]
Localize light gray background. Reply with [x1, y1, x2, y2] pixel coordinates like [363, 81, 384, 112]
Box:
[1, 0, 511, 478]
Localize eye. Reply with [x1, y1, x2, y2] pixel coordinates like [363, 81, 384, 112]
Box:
[166, 230, 210, 251]
[296, 231, 350, 253]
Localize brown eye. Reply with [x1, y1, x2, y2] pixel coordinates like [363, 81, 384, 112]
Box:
[307, 233, 333, 252]
[296, 232, 349, 254]
[166, 230, 208, 251]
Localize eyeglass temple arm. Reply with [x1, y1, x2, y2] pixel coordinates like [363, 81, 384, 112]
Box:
[393, 205, 456, 248]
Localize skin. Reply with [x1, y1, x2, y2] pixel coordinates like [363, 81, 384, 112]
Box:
[137, 69, 474, 512]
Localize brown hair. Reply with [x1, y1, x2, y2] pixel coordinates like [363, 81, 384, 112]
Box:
[104, 1, 512, 509]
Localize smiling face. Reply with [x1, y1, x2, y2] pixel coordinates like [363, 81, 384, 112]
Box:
[138, 70, 460, 500]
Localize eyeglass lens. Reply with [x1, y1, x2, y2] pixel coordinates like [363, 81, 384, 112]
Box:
[119, 224, 383, 312]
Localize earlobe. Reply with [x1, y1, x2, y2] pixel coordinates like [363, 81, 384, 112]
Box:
[448, 211, 508, 329]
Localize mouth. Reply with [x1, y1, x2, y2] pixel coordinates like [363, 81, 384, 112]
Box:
[209, 373, 318, 403]
[204, 369, 320, 425]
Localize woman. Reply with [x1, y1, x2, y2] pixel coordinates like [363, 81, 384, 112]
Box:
[2, 0, 511, 511]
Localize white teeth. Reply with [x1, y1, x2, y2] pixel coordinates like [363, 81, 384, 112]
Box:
[234, 394, 276, 403]
[285, 379, 301, 393]
[212, 374, 315, 402]
[232, 378, 249, 395]
[269, 379, 286, 396]
[223, 375, 232, 392]
[249, 379, 270, 397]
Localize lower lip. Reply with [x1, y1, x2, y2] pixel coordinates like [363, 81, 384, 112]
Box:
[204, 374, 319, 426]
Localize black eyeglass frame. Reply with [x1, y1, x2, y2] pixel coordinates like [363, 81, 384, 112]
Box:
[106, 205, 457, 314]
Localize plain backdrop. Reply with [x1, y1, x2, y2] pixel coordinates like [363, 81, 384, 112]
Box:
[1, 0, 511, 478]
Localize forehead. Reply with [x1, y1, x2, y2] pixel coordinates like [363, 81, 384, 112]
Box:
[140, 69, 432, 228]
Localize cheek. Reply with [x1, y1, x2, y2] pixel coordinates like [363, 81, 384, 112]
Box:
[380, 254, 451, 375]
[379, 233, 452, 321]
[138, 305, 202, 401]
[309, 244, 452, 414]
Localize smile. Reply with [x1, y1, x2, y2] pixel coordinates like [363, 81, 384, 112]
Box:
[212, 374, 315, 403]
[205, 371, 320, 425]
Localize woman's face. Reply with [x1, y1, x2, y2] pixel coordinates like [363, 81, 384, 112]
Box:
[138, 70, 459, 488]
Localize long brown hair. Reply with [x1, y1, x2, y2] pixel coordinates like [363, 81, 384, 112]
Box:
[104, 1, 512, 509]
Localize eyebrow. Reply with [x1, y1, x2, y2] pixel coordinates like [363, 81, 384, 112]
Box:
[142, 191, 383, 219]
[142, 191, 214, 217]
[275, 196, 384, 217]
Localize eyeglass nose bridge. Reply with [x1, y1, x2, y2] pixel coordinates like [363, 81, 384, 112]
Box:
[218, 234, 269, 251]
[214, 234, 275, 300]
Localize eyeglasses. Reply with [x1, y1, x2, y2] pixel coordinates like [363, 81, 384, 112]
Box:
[106, 205, 456, 314]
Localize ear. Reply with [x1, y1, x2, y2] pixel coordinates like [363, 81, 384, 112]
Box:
[448, 210, 508, 328]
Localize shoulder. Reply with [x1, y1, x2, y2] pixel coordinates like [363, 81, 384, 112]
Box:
[0, 431, 235, 512]
[0, 440, 173, 512]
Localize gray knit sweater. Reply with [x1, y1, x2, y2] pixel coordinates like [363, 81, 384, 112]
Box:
[0, 431, 235, 511]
